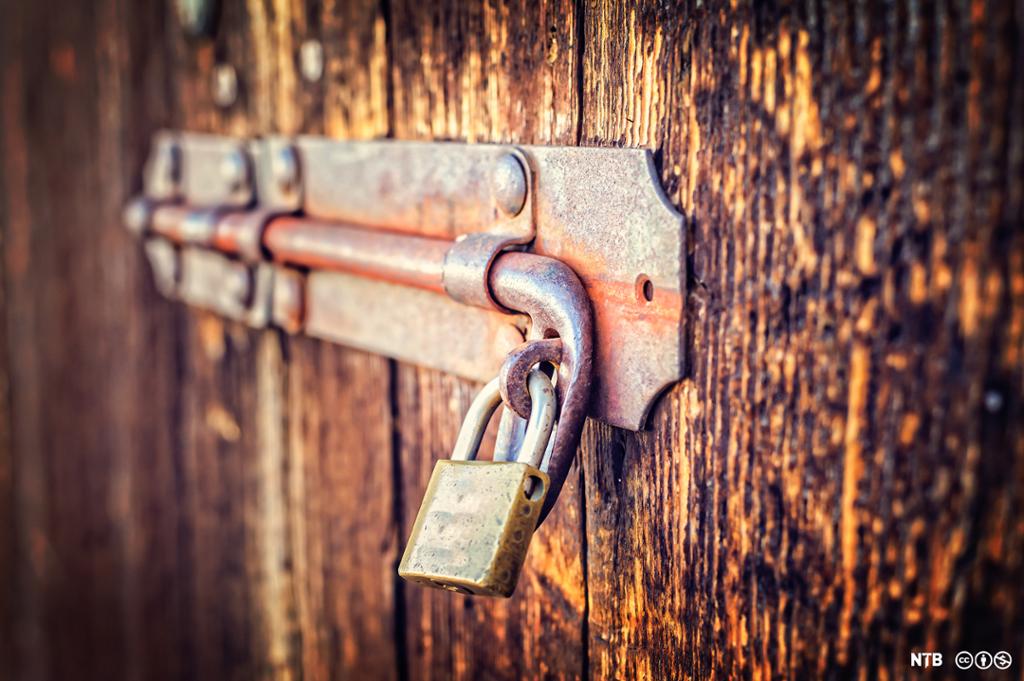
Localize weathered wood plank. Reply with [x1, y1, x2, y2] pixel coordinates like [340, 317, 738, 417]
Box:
[288, 339, 400, 681]
[389, 0, 579, 144]
[0, 0, 181, 680]
[388, 2, 586, 679]
[0, 177, 12, 676]
[155, 1, 401, 679]
[0, 3, 44, 677]
[175, 315, 256, 680]
[281, 2, 402, 679]
[577, 5, 695, 676]
[98, 2, 184, 679]
[581, 1, 1024, 679]
[166, 2, 297, 678]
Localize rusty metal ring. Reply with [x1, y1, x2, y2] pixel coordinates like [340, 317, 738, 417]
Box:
[499, 338, 563, 420]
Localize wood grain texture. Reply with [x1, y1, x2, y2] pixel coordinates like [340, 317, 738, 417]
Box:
[580, 1, 1024, 679]
[288, 338, 400, 681]
[165, 2, 397, 680]
[165, 0, 268, 675]
[0, 0, 181, 679]
[2, 0, 1022, 680]
[284, 3, 403, 679]
[0, 193, 11, 675]
[389, 0, 579, 143]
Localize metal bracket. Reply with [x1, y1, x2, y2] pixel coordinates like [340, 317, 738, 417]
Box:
[127, 131, 684, 431]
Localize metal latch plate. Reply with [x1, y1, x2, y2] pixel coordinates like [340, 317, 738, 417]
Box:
[135, 133, 686, 431]
[304, 271, 527, 381]
[292, 141, 684, 430]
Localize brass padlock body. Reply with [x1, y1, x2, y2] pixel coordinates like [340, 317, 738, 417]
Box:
[399, 460, 549, 597]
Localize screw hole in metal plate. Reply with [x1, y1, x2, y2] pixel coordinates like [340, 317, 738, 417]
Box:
[636, 274, 654, 303]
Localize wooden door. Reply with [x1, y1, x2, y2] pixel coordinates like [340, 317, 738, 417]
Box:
[2, 1, 1022, 679]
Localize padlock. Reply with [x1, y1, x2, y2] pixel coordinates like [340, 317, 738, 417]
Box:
[398, 368, 557, 597]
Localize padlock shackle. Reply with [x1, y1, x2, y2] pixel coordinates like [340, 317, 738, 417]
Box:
[450, 371, 557, 466]
[450, 377, 503, 461]
[518, 371, 558, 469]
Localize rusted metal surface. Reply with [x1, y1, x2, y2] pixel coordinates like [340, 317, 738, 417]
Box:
[178, 248, 265, 324]
[144, 241, 301, 331]
[142, 130, 251, 206]
[150, 206, 219, 245]
[142, 131, 180, 201]
[442, 232, 526, 311]
[288, 139, 681, 429]
[294, 137, 534, 240]
[135, 136, 303, 328]
[212, 209, 276, 262]
[265, 217, 450, 292]
[271, 267, 305, 334]
[524, 146, 684, 430]
[304, 271, 526, 382]
[122, 197, 157, 237]
[440, 149, 534, 311]
[125, 127, 681, 598]
[179, 132, 253, 207]
[498, 339, 563, 421]
[261, 212, 593, 521]
[298, 39, 324, 83]
[123, 133, 181, 240]
[175, 0, 218, 38]
[210, 64, 238, 109]
[250, 137, 303, 211]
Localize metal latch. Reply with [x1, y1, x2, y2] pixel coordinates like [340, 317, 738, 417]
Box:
[125, 131, 685, 595]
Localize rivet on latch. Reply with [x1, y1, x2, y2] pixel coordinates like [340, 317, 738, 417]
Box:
[491, 153, 527, 217]
[219, 149, 248, 192]
[212, 63, 238, 108]
[299, 40, 324, 83]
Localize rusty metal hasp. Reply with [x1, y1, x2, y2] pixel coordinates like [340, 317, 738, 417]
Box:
[126, 131, 684, 429]
[125, 131, 685, 595]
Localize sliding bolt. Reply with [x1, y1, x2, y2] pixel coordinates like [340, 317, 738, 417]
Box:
[491, 153, 527, 217]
